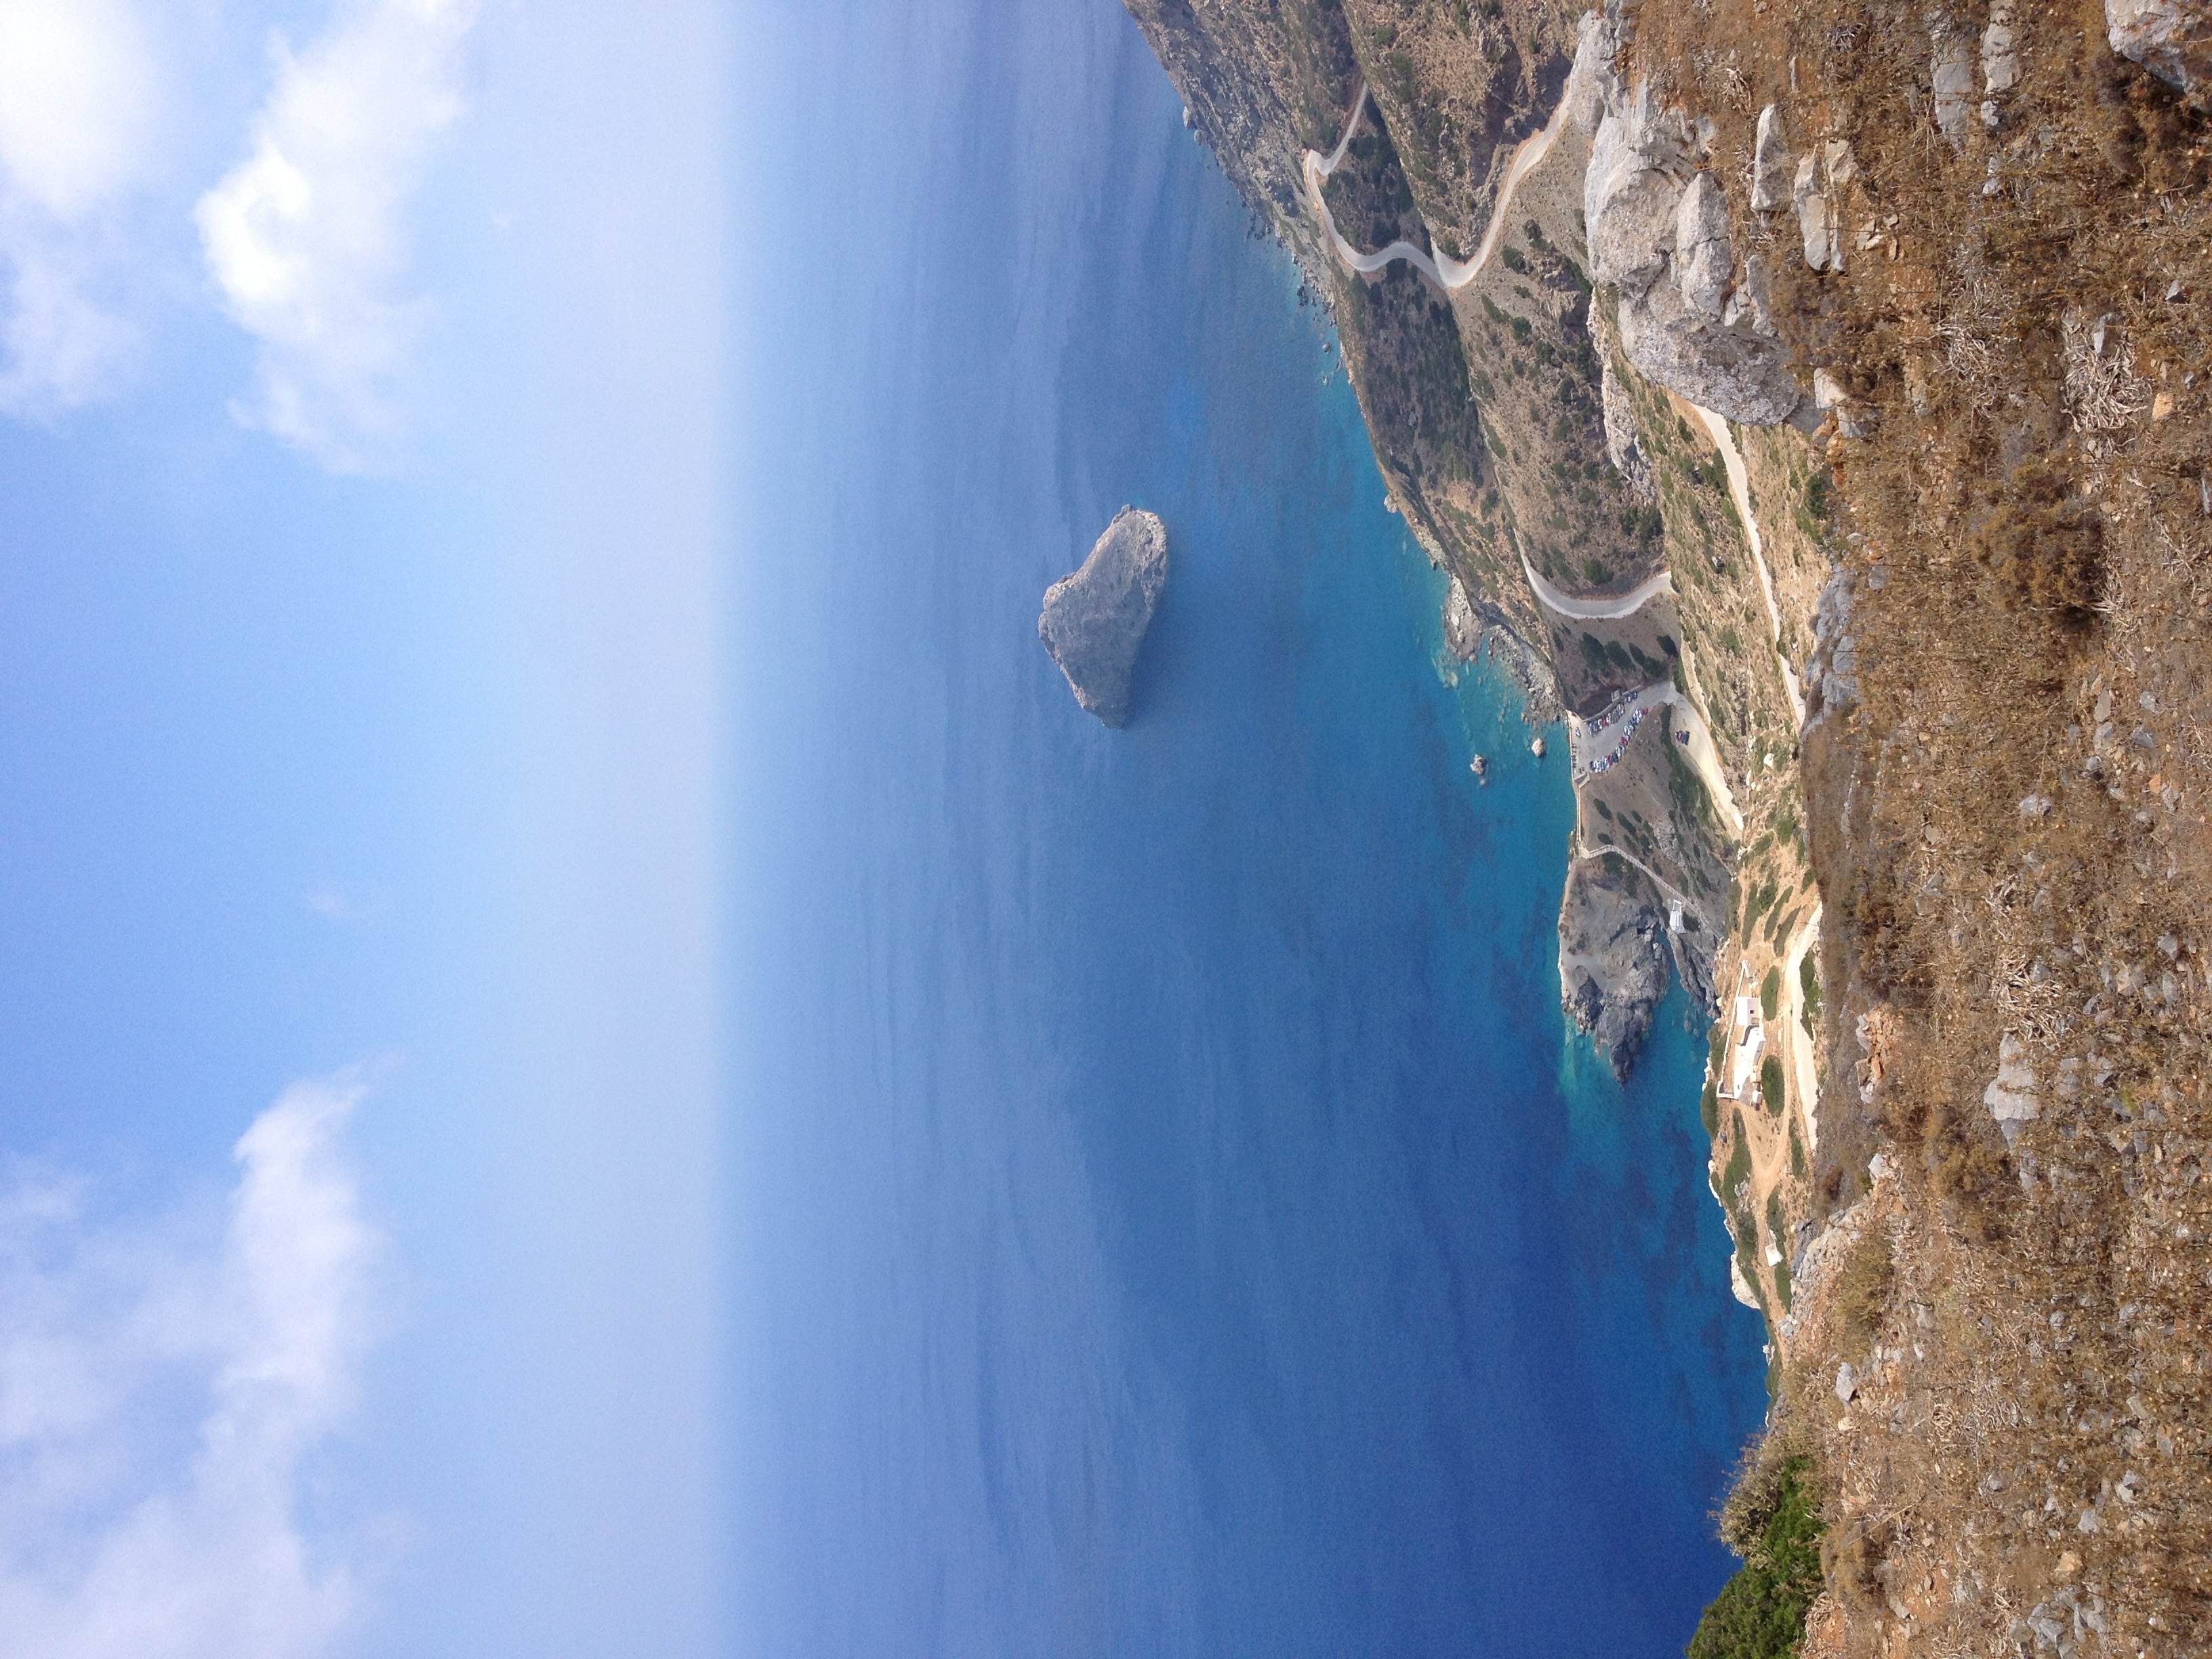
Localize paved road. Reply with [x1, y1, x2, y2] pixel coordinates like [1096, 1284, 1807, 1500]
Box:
[1303, 62, 1580, 292]
[1522, 555, 1674, 620]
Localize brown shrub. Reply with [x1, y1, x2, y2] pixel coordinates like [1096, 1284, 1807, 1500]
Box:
[1972, 461, 2104, 624]
[1820, 1514, 1893, 1611]
[1832, 1227, 1891, 1355]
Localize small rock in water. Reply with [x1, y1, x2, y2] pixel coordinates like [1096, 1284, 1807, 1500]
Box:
[1038, 507, 1168, 728]
[1530, 735, 1547, 758]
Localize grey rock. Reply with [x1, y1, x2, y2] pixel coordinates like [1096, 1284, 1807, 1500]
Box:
[1836, 1360, 1859, 1402]
[1585, 82, 1688, 300]
[1675, 173, 1732, 319]
[1750, 104, 1792, 211]
[1618, 289, 1804, 424]
[1933, 26, 1978, 138]
[1984, 14, 2021, 96]
[1038, 507, 1168, 727]
[2108, 0, 2212, 104]
[1569, 11, 1622, 135]
[1794, 155, 1839, 273]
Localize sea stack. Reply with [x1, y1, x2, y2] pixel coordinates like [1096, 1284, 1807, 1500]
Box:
[1038, 507, 1168, 728]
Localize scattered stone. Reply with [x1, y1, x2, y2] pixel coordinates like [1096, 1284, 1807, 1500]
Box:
[1836, 1360, 1860, 1402]
[1038, 507, 1169, 728]
[1984, 1032, 2041, 1146]
[2020, 794, 2053, 819]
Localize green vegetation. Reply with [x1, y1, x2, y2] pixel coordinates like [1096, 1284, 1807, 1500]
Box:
[1702, 1077, 1719, 1137]
[1760, 1055, 1784, 1117]
[1724, 1111, 1751, 1197]
[1759, 966, 1781, 1021]
[1689, 1458, 1826, 1659]
[1788, 1119, 1806, 1180]
[1799, 954, 1822, 1034]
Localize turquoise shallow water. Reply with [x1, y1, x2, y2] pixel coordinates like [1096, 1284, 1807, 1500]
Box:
[728, 3, 1767, 1652]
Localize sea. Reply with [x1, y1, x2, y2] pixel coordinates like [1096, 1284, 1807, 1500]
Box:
[725, 3, 1769, 1653]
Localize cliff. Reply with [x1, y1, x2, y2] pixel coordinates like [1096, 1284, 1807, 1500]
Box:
[1126, 1, 2212, 1654]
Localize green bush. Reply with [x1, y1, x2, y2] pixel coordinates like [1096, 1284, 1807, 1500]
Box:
[1702, 1078, 1720, 1137]
[1761, 1055, 1785, 1116]
[1788, 1120, 1806, 1180]
[1724, 1112, 1751, 1197]
[1759, 966, 1781, 1022]
[1799, 954, 1822, 1033]
[1689, 1458, 1825, 1659]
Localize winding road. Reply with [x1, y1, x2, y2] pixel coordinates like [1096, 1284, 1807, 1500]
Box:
[1303, 67, 1580, 293]
[1521, 556, 1673, 620]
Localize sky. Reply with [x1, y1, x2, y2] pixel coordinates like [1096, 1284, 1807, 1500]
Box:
[0, 1, 730, 1653]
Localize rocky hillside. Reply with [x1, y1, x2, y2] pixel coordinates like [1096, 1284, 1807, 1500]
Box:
[1125, 1, 2212, 1654]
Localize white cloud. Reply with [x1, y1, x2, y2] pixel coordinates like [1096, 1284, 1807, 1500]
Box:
[0, 1076, 389, 1659]
[0, 0, 161, 414]
[197, 0, 478, 472]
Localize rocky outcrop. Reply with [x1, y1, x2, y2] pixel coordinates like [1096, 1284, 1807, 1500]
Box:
[1558, 857, 1671, 1078]
[2107, 0, 2212, 106]
[1039, 508, 1169, 728]
[1582, 71, 1803, 426]
[1600, 359, 1655, 502]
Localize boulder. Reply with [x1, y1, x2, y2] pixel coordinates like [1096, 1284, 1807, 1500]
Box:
[1038, 507, 1169, 727]
[2108, 0, 2212, 105]
[1618, 288, 1805, 425]
[1835, 1361, 1859, 1403]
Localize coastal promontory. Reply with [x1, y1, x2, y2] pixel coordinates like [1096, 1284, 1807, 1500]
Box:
[1038, 507, 1168, 728]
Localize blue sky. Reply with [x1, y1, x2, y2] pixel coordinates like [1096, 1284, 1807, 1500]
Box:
[0, 3, 731, 1653]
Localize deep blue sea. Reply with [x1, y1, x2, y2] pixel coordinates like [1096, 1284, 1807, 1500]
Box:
[726, 3, 1767, 1652]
